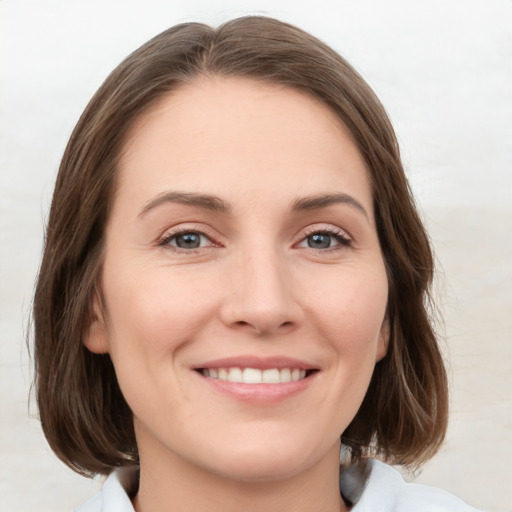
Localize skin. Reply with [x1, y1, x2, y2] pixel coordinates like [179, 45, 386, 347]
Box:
[85, 76, 389, 512]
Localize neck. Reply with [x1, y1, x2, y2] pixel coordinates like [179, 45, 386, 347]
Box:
[132, 440, 347, 512]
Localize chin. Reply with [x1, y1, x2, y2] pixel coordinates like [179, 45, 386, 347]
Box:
[200, 435, 336, 484]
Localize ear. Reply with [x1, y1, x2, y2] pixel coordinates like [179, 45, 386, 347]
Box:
[83, 290, 110, 354]
[375, 317, 390, 362]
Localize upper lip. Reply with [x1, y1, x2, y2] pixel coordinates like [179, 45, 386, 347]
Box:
[193, 356, 318, 371]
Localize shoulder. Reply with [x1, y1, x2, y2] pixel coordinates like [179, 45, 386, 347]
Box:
[74, 467, 137, 512]
[345, 459, 481, 512]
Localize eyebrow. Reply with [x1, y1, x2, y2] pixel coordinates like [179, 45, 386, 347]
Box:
[138, 191, 231, 217]
[138, 190, 368, 220]
[290, 193, 369, 219]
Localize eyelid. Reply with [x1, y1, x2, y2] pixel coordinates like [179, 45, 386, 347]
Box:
[294, 223, 352, 251]
[297, 223, 352, 242]
[157, 223, 222, 250]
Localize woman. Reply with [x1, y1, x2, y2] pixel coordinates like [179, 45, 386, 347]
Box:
[33, 16, 480, 512]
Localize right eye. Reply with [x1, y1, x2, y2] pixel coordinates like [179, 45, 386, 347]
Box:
[160, 231, 214, 250]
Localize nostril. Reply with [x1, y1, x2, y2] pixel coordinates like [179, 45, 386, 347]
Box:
[234, 320, 294, 334]
[233, 319, 295, 334]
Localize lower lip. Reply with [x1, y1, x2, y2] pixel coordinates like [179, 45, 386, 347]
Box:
[195, 372, 316, 404]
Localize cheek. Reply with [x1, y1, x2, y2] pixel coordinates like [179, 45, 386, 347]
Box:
[103, 265, 219, 360]
[306, 266, 388, 352]
[100, 267, 217, 416]
[311, 269, 388, 419]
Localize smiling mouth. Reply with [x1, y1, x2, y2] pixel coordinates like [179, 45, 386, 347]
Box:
[197, 367, 317, 384]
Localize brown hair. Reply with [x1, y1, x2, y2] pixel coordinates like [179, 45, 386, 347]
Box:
[33, 15, 448, 476]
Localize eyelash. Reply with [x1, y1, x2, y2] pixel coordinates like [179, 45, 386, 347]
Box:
[158, 228, 219, 252]
[297, 226, 352, 252]
[158, 226, 352, 253]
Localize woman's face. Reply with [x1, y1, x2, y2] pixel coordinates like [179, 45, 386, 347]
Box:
[86, 77, 389, 482]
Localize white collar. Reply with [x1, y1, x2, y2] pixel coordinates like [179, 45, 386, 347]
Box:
[75, 459, 480, 512]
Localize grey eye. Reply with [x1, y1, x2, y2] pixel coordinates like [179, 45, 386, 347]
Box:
[307, 233, 333, 249]
[174, 232, 203, 249]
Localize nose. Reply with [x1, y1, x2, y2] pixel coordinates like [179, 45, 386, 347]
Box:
[219, 249, 303, 336]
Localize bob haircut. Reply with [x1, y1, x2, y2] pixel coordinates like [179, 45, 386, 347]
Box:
[33, 15, 448, 476]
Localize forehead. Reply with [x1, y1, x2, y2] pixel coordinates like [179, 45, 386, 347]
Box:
[117, 76, 373, 216]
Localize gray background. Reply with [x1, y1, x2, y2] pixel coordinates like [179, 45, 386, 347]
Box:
[1, 0, 511, 510]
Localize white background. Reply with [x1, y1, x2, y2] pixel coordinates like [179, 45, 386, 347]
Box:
[1, 1, 511, 510]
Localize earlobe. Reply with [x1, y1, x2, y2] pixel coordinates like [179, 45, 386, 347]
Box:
[83, 291, 110, 354]
[376, 317, 390, 362]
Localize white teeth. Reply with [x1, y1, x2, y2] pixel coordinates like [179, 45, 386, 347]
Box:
[243, 368, 262, 384]
[202, 367, 309, 384]
[227, 367, 243, 383]
[262, 368, 280, 383]
[280, 368, 291, 383]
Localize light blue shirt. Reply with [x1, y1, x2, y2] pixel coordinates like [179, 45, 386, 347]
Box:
[75, 459, 480, 511]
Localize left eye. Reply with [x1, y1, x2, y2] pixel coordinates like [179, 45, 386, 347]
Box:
[298, 231, 349, 249]
[163, 231, 212, 249]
